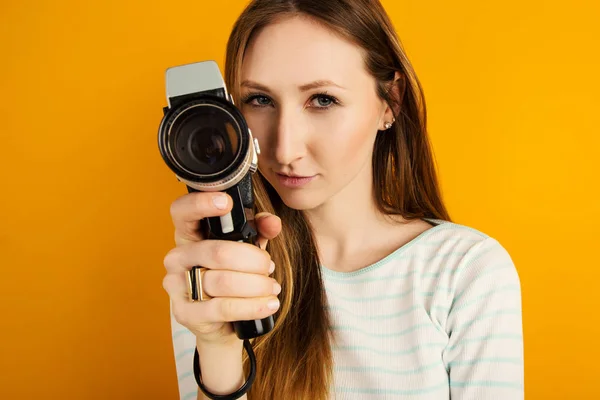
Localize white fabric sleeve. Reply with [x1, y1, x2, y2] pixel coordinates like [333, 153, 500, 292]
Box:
[443, 237, 525, 399]
[170, 304, 199, 400]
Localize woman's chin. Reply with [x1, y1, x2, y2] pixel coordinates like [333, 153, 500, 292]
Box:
[276, 190, 322, 211]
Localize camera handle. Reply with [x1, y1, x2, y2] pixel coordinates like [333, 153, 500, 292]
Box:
[185, 173, 275, 399]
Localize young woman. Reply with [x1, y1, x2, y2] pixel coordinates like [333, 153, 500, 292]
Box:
[161, 0, 524, 399]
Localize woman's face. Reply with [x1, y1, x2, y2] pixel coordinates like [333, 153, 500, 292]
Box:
[240, 15, 390, 211]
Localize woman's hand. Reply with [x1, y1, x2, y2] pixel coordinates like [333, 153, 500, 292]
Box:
[162, 191, 282, 347]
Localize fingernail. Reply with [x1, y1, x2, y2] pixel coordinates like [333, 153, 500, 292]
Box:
[255, 212, 270, 221]
[267, 299, 280, 310]
[213, 195, 228, 210]
[273, 282, 281, 295]
[269, 261, 275, 274]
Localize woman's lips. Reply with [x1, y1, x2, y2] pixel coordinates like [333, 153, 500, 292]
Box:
[275, 173, 317, 188]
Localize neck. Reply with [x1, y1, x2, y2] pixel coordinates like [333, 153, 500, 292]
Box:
[304, 162, 403, 269]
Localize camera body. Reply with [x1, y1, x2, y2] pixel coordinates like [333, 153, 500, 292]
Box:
[158, 60, 274, 340]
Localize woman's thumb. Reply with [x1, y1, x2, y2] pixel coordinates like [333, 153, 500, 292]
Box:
[255, 212, 282, 250]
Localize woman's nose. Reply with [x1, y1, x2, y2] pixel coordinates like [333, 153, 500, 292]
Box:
[272, 108, 307, 166]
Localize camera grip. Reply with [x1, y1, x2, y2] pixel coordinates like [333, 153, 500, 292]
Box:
[230, 235, 276, 340]
[187, 184, 276, 340]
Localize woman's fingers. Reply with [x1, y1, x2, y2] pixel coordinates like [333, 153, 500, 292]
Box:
[170, 191, 234, 246]
[163, 239, 273, 275]
[164, 270, 280, 325]
[171, 295, 281, 325]
[202, 269, 281, 298]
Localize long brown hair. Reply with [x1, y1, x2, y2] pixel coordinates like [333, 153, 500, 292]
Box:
[224, 0, 452, 398]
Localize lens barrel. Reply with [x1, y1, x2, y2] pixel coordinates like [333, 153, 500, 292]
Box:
[158, 95, 251, 190]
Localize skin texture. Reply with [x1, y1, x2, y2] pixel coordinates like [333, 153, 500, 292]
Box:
[240, 15, 432, 273]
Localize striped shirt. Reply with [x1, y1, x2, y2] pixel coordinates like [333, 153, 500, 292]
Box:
[170, 218, 524, 399]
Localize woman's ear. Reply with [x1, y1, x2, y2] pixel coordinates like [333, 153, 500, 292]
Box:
[389, 71, 405, 117]
[380, 71, 406, 130]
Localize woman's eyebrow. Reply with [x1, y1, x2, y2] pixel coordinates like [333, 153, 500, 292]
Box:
[240, 79, 346, 92]
[241, 80, 271, 92]
[298, 80, 346, 91]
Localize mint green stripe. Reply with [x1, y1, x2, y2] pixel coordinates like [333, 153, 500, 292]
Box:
[451, 262, 514, 305]
[326, 286, 450, 302]
[178, 371, 193, 381]
[410, 287, 453, 297]
[328, 304, 420, 320]
[173, 329, 191, 340]
[430, 286, 454, 294]
[450, 380, 523, 390]
[421, 251, 471, 262]
[456, 241, 498, 275]
[326, 287, 416, 302]
[175, 348, 194, 361]
[453, 309, 522, 331]
[334, 342, 446, 356]
[332, 322, 432, 338]
[421, 238, 482, 246]
[325, 269, 437, 284]
[448, 333, 523, 350]
[336, 360, 443, 375]
[452, 284, 521, 312]
[333, 309, 521, 338]
[328, 304, 450, 320]
[334, 381, 448, 395]
[182, 390, 197, 400]
[448, 357, 523, 367]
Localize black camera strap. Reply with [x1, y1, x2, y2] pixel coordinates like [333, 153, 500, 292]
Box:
[193, 336, 256, 399]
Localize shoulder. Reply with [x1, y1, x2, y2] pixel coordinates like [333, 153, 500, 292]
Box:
[422, 218, 515, 257]
[418, 218, 521, 289]
[423, 217, 495, 242]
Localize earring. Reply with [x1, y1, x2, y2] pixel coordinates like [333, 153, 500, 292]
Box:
[384, 121, 393, 130]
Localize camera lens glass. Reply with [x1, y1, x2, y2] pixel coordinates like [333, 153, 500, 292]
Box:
[169, 104, 241, 176]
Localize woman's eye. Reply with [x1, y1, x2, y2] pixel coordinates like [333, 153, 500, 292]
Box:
[309, 94, 338, 109]
[243, 95, 273, 107]
[254, 96, 272, 106]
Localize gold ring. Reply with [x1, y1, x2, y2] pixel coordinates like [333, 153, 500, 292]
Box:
[186, 266, 212, 302]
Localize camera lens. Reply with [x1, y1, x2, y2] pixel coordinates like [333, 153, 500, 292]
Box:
[168, 104, 241, 176]
[189, 127, 226, 166]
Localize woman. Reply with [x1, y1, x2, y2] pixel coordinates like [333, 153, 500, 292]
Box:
[162, 0, 524, 399]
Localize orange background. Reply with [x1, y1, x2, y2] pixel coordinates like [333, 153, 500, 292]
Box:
[1, 0, 598, 398]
